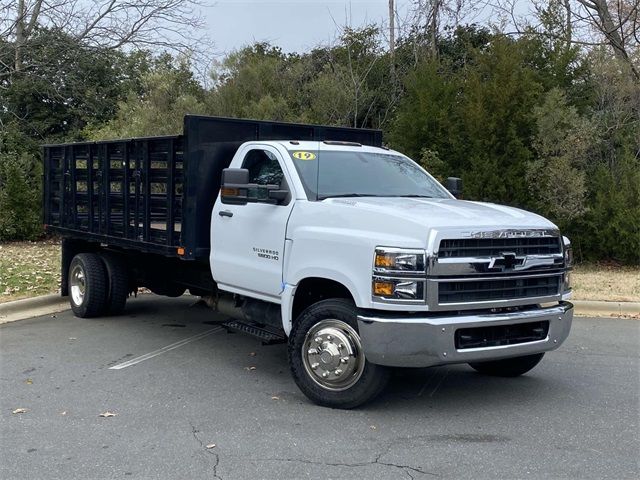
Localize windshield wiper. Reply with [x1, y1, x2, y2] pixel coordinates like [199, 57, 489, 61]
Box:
[393, 194, 433, 198]
[318, 193, 386, 200]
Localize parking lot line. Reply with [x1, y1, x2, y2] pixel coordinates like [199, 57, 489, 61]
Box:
[108, 327, 223, 370]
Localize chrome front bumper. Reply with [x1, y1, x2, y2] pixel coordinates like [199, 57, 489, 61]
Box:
[357, 302, 573, 368]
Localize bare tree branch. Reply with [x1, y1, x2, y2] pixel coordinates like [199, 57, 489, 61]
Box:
[1, 0, 209, 74]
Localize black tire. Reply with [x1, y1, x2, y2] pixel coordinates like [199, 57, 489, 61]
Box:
[68, 253, 109, 318]
[99, 252, 129, 315]
[288, 298, 390, 409]
[468, 353, 545, 377]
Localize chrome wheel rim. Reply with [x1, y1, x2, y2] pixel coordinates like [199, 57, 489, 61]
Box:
[302, 319, 365, 392]
[70, 264, 86, 306]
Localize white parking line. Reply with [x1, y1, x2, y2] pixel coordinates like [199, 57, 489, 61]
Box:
[109, 327, 223, 370]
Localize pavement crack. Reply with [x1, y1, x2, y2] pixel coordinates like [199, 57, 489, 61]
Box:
[255, 454, 439, 478]
[375, 459, 438, 478]
[189, 422, 221, 480]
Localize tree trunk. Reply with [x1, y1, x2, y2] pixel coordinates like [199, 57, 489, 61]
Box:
[15, 0, 25, 72]
[428, 0, 440, 57]
[581, 0, 640, 81]
[563, 0, 572, 52]
[389, 0, 396, 81]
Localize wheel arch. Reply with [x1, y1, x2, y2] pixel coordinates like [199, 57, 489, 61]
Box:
[282, 276, 357, 335]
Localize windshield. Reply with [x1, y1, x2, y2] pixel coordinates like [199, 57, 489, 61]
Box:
[288, 149, 451, 200]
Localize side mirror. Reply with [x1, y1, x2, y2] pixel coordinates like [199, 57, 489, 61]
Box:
[220, 168, 250, 205]
[220, 168, 290, 205]
[445, 177, 463, 199]
[268, 189, 288, 204]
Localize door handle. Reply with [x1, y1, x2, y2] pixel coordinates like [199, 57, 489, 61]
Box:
[219, 210, 233, 218]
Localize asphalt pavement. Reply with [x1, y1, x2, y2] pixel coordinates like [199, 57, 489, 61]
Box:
[1, 295, 638, 480]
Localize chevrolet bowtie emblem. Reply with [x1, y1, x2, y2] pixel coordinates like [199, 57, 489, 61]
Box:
[488, 252, 519, 270]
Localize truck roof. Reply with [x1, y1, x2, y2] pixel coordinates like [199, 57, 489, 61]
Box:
[266, 140, 393, 154]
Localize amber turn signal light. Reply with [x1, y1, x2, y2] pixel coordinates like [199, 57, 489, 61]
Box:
[373, 281, 394, 296]
[221, 187, 239, 196]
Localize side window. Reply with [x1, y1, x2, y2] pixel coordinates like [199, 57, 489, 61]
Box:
[242, 149, 285, 186]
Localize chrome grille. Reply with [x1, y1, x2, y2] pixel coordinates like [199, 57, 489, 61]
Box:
[428, 231, 566, 310]
[438, 275, 561, 304]
[438, 237, 562, 258]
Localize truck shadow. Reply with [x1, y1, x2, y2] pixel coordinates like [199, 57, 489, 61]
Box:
[117, 296, 571, 413]
[369, 364, 569, 412]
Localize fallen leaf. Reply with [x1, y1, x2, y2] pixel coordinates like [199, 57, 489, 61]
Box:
[12, 408, 28, 414]
[206, 443, 216, 449]
[25, 379, 33, 385]
[99, 411, 117, 417]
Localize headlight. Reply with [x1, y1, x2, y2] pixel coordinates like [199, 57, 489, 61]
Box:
[562, 236, 572, 293]
[372, 247, 426, 303]
[374, 248, 425, 274]
[562, 236, 573, 267]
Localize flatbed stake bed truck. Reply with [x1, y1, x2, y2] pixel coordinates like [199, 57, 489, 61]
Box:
[44, 115, 573, 408]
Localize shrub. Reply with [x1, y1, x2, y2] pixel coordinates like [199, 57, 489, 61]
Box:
[0, 152, 43, 241]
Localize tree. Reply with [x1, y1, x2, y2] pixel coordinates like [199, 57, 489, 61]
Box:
[207, 29, 399, 130]
[86, 55, 207, 139]
[574, 0, 639, 80]
[0, 151, 42, 240]
[527, 88, 592, 223]
[1, 28, 149, 150]
[489, 0, 640, 81]
[390, 32, 546, 206]
[1, 0, 206, 74]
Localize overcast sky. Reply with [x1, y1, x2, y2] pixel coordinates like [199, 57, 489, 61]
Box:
[204, 0, 413, 55]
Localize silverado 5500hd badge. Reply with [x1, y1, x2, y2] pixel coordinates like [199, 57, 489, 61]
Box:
[253, 247, 279, 261]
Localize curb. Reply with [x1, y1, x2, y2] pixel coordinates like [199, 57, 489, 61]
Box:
[0, 294, 69, 324]
[1, 295, 638, 324]
[572, 300, 640, 318]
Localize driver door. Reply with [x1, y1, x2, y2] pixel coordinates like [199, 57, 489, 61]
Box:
[211, 145, 294, 301]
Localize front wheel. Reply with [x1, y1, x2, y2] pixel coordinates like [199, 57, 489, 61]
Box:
[288, 299, 389, 409]
[468, 353, 545, 377]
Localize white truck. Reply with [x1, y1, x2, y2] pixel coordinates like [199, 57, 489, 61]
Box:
[44, 115, 573, 408]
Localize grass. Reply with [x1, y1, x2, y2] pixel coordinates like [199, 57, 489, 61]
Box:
[572, 263, 640, 302]
[0, 240, 638, 304]
[0, 240, 61, 303]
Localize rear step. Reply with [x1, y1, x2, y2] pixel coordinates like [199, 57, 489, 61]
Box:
[222, 320, 286, 345]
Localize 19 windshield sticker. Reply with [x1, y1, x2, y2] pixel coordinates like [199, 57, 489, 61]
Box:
[292, 151, 316, 160]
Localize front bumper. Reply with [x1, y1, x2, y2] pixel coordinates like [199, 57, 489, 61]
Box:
[357, 302, 573, 368]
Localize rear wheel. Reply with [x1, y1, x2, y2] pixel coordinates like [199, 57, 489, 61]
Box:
[69, 253, 109, 318]
[288, 299, 389, 409]
[468, 353, 545, 377]
[99, 252, 129, 315]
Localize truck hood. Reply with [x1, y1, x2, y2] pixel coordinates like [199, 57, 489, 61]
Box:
[323, 197, 557, 230]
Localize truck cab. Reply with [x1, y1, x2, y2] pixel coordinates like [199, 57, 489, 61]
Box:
[44, 116, 573, 408]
